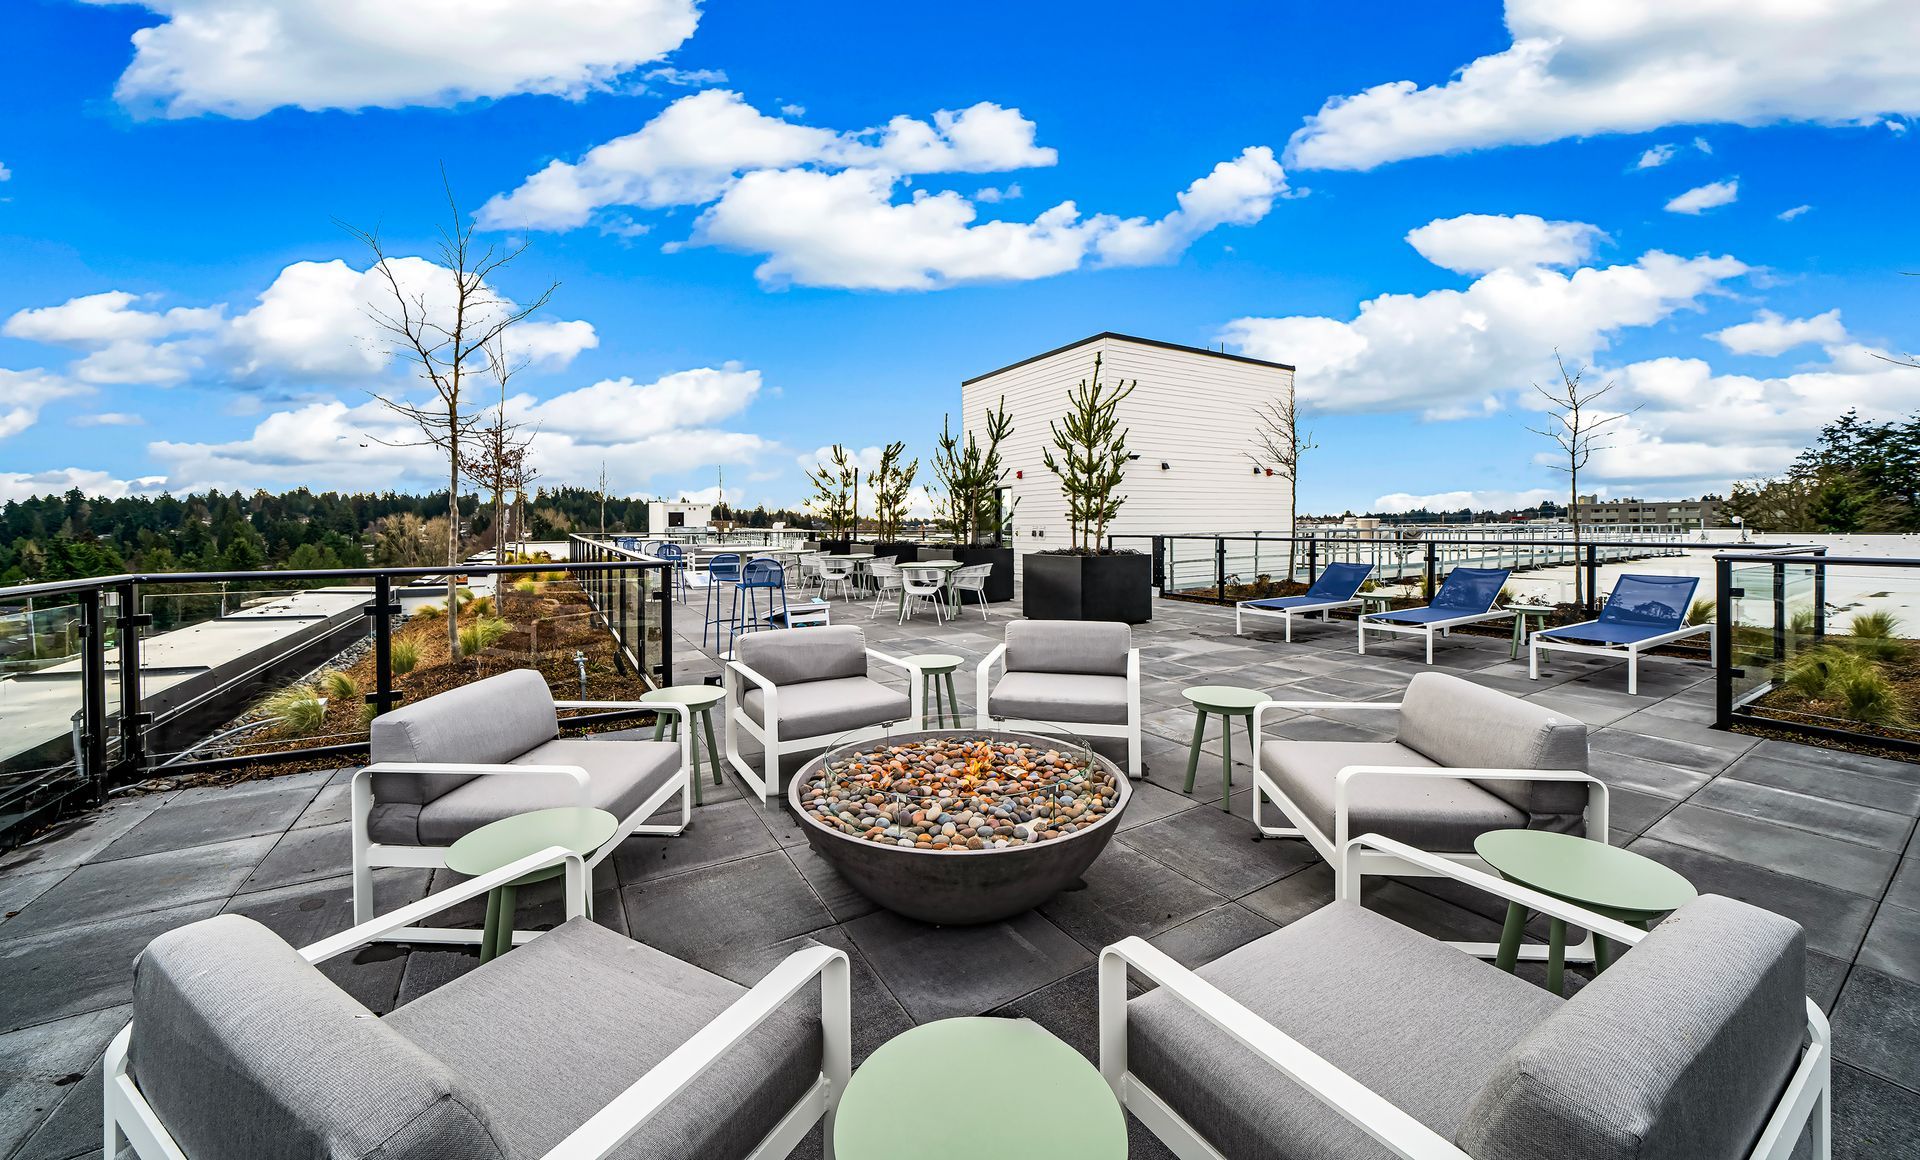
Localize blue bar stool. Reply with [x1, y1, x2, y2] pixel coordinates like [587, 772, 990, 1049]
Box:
[702, 553, 742, 650]
[655, 542, 688, 603]
[729, 557, 789, 650]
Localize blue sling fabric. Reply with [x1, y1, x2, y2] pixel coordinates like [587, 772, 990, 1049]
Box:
[1244, 561, 1374, 611]
[1542, 574, 1699, 646]
[1372, 566, 1511, 624]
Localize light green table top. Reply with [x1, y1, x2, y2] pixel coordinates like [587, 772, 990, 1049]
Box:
[898, 559, 963, 570]
[444, 806, 616, 884]
[903, 652, 964, 672]
[834, 1018, 1125, 1160]
[1183, 685, 1270, 713]
[641, 683, 726, 709]
[1475, 829, 1696, 916]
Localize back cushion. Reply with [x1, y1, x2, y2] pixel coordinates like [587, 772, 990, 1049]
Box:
[1397, 672, 1588, 823]
[1005, 620, 1131, 676]
[1458, 896, 1806, 1160]
[370, 669, 558, 805]
[737, 624, 868, 686]
[131, 915, 505, 1160]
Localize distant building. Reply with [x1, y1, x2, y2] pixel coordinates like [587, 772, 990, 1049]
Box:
[1573, 494, 1725, 530]
[961, 333, 1296, 548]
[648, 500, 713, 532]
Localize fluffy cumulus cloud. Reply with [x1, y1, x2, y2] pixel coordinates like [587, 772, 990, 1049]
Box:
[1665, 178, 1739, 214]
[3, 258, 595, 389]
[0, 368, 89, 439]
[1286, 0, 1920, 170]
[0, 467, 168, 504]
[1710, 309, 1848, 356]
[1220, 213, 1747, 416]
[1373, 487, 1567, 513]
[1403, 213, 1606, 275]
[84, 0, 701, 118]
[483, 90, 1283, 290]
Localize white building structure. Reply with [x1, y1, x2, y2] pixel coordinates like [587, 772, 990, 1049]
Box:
[961, 333, 1297, 550]
[647, 500, 713, 533]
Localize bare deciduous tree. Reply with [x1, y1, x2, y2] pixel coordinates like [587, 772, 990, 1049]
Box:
[1249, 390, 1317, 580]
[1527, 352, 1639, 605]
[458, 338, 537, 566]
[344, 172, 556, 656]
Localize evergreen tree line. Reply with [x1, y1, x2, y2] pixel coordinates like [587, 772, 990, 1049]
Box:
[1724, 410, 1920, 534]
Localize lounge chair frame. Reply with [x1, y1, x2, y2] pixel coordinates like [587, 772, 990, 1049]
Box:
[1234, 563, 1377, 642]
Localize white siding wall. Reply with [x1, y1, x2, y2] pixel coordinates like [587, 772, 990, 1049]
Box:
[960, 335, 1295, 551]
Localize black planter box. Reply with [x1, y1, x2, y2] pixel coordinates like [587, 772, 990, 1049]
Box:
[952, 545, 1015, 603]
[1022, 552, 1152, 623]
[871, 540, 920, 564]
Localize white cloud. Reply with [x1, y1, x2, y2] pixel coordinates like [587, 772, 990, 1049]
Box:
[797, 444, 886, 473]
[1373, 488, 1565, 513]
[1286, 1, 1920, 170]
[520, 365, 762, 441]
[645, 66, 726, 88]
[1634, 144, 1676, 169]
[1403, 213, 1605, 275]
[0, 162, 11, 182]
[1693, 136, 1714, 154]
[86, 0, 701, 118]
[973, 183, 1022, 203]
[1777, 204, 1813, 221]
[0, 369, 88, 439]
[72, 412, 147, 427]
[5, 257, 595, 389]
[1221, 238, 1747, 415]
[1092, 148, 1288, 266]
[479, 91, 1056, 230]
[1665, 178, 1739, 214]
[1709, 308, 1847, 356]
[0, 468, 167, 504]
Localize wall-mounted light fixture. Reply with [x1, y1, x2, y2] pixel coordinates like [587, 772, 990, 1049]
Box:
[1126, 453, 1141, 461]
[1159, 461, 1171, 471]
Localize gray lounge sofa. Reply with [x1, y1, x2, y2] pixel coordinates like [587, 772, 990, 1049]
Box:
[975, 620, 1142, 774]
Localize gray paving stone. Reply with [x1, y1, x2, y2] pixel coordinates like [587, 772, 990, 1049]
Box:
[1590, 727, 1739, 775]
[1146, 903, 1279, 969]
[1889, 859, 1920, 913]
[1646, 804, 1898, 899]
[241, 822, 351, 892]
[0, 1005, 126, 1159]
[1860, 904, 1920, 987]
[1832, 1062, 1920, 1159]
[620, 850, 830, 972]
[0, 869, 69, 927]
[1587, 749, 1713, 799]
[1606, 786, 1679, 837]
[1037, 842, 1226, 952]
[1747, 738, 1920, 785]
[11, 1052, 103, 1160]
[1690, 778, 1913, 852]
[611, 796, 777, 885]
[1723, 752, 1920, 816]
[291, 781, 353, 829]
[1831, 966, 1920, 1091]
[0, 900, 222, 1033]
[843, 907, 1090, 1024]
[1115, 778, 1200, 830]
[1118, 807, 1316, 899]
[94, 781, 317, 861]
[1239, 863, 1336, 927]
[0, 833, 276, 941]
[1626, 837, 1877, 961]
[701, 925, 911, 1068]
[0, 794, 172, 877]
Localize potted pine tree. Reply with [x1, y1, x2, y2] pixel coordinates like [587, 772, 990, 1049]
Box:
[868, 441, 920, 563]
[1023, 355, 1151, 623]
[932, 398, 1016, 601]
[806, 444, 859, 553]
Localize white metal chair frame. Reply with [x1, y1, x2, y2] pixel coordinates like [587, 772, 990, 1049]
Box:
[1098, 833, 1831, 1160]
[724, 650, 925, 802]
[350, 700, 693, 947]
[865, 561, 904, 619]
[896, 565, 948, 624]
[1234, 595, 1365, 641]
[974, 643, 1144, 776]
[1250, 697, 1608, 964]
[816, 559, 855, 601]
[948, 564, 994, 621]
[1357, 606, 1516, 664]
[106, 847, 854, 1160]
[1530, 621, 1716, 695]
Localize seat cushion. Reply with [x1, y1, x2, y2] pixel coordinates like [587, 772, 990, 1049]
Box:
[1397, 672, 1589, 825]
[1129, 903, 1562, 1160]
[130, 914, 506, 1160]
[370, 669, 559, 806]
[736, 624, 867, 686]
[989, 671, 1131, 726]
[1459, 896, 1807, 1160]
[742, 675, 911, 740]
[1260, 739, 1529, 850]
[386, 918, 822, 1160]
[1005, 619, 1130, 676]
[411, 737, 681, 845]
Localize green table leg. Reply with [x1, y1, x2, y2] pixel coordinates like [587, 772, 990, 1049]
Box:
[652, 715, 667, 741]
[1219, 712, 1234, 811]
[1595, 932, 1616, 972]
[480, 886, 504, 964]
[1183, 710, 1208, 793]
[493, 884, 517, 959]
[687, 712, 704, 806]
[944, 673, 960, 726]
[1495, 901, 1526, 972]
[700, 709, 722, 788]
[1547, 917, 1566, 995]
[1511, 615, 1524, 660]
[1245, 711, 1257, 756]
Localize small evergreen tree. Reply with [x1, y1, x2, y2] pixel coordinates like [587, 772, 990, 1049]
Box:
[869, 441, 917, 542]
[933, 398, 1015, 545]
[1042, 354, 1136, 552]
[805, 445, 859, 540]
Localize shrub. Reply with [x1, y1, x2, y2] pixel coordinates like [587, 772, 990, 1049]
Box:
[319, 670, 357, 701]
[412, 603, 445, 622]
[1789, 607, 1818, 637]
[390, 638, 422, 675]
[456, 587, 476, 605]
[1685, 598, 1716, 627]
[260, 685, 328, 737]
[467, 595, 495, 618]
[358, 702, 379, 727]
[459, 617, 509, 657]
[513, 579, 537, 597]
[1847, 610, 1906, 662]
[1785, 645, 1908, 725]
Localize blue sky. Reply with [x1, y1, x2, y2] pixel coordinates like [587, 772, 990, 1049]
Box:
[1, 0, 1915, 516]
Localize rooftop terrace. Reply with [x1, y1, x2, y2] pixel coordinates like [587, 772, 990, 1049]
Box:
[1, 584, 1916, 1157]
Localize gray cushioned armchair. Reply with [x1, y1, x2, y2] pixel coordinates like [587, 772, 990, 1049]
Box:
[352, 668, 691, 946]
[1252, 671, 1606, 960]
[724, 625, 920, 802]
[1099, 833, 1831, 1160]
[975, 620, 1142, 774]
[106, 847, 851, 1160]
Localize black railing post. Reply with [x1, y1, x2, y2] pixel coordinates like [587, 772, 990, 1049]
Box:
[1215, 537, 1227, 603]
[1583, 543, 1600, 615]
[1307, 538, 1319, 586]
[368, 572, 400, 716]
[80, 587, 110, 802]
[1811, 547, 1828, 642]
[1150, 536, 1165, 591]
[1771, 560, 1788, 664]
[656, 563, 674, 684]
[1714, 555, 1735, 730]
[613, 564, 630, 677]
[114, 579, 150, 780]
[1423, 543, 1437, 600]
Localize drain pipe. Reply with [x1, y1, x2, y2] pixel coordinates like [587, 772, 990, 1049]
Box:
[574, 650, 589, 699]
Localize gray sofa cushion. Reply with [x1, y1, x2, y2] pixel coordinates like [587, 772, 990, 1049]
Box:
[1129, 903, 1562, 1160]
[1260, 738, 1533, 849]
[130, 914, 505, 1160]
[1397, 672, 1589, 825]
[737, 625, 868, 686]
[1458, 895, 1807, 1160]
[989, 671, 1131, 726]
[742, 675, 911, 740]
[407, 737, 681, 845]
[1005, 620, 1130, 676]
[370, 669, 559, 806]
[386, 918, 821, 1160]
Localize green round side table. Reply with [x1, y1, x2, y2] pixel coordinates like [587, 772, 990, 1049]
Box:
[834, 1018, 1126, 1160]
[1509, 606, 1553, 660]
[1475, 828, 1696, 994]
[445, 806, 617, 962]
[1182, 685, 1270, 812]
[642, 684, 727, 804]
[903, 653, 964, 728]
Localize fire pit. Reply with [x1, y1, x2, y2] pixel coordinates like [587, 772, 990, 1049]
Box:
[789, 728, 1131, 924]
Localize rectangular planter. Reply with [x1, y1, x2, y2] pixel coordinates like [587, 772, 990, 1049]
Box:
[952, 545, 1014, 603]
[871, 541, 920, 564]
[1022, 552, 1152, 623]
